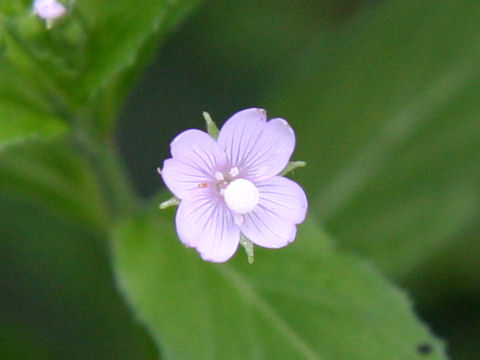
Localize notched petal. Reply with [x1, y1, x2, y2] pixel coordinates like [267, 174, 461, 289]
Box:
[218, 109, 296, 181]
[217, 108, 268, 165]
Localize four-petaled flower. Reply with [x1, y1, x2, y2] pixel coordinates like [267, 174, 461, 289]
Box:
[160, 108, 308, 262]
[33, 0, 66, 21]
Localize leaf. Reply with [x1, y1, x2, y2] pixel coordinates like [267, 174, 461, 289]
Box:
[0, 108, 66, 151]
[266, 0, 480, 279]
[0, 138, 108, 227]
[77, 0, 202, 99]
[0, 56, 67, 150]
[1, 0, 203, 137]
[0, 197, 158, 360]
[111, 209, 448, 360]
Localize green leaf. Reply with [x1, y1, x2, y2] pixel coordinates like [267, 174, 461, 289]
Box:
[77, 0, 202, 99]
[1, 0, 202, 137]
[0, 57, 67, 150]
[111, 209, 447, 360]
[266, 0, 480, 279]
[0, 108, 66, 151]
[0, 138, 108, 227]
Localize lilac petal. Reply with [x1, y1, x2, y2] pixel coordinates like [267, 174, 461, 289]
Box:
[34, 0, 66, 19]
[217, 108, 295, 181]
[218, 108, 267, 166]
[240, 205, 297, 249]
[162, 129, 227, 199]
[170, 129, 227, 175]
[176, 188, 240, 262]
[256, 176, 308, 224]
[161, 158, 211, 199]
[240, 176, 307, 248]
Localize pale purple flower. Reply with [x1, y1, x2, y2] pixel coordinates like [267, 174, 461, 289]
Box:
[33, 0, 66, 20]
[161, 108, 308, 262]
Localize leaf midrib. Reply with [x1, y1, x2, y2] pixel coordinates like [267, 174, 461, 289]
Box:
[218, 265, 323, 360]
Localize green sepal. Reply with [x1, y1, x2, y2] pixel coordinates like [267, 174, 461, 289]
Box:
[203, 111, 219, 139]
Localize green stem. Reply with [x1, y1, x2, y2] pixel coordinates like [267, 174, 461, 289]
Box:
[73, 127, 137, 221]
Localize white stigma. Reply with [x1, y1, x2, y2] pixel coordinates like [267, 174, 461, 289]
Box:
[223, 179, 259, 214]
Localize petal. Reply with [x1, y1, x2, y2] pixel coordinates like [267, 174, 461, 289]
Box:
[170, 129, 227, 175]
[255, 176, 308, 224]
[240, 204, 298, 249]
[34, 0, 66, 19]
[217, 108, 267, 166]
[162, 129, 227, 199]
[217, 108, 296, 181]
[161, 158, 211, 199]
[176, 188, 240, 262]
[239, 176, 306, 248]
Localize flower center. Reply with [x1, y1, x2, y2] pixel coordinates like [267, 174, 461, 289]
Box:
[223, 179, 259, 214]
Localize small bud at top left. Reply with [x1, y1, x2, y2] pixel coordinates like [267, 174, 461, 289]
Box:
[33, 0, 66, 20]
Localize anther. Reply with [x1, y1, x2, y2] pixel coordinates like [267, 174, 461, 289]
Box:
[228, 167, 240, 177]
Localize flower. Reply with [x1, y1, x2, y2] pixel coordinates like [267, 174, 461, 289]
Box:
[160, 108, 308, 262]
[33, 0, 66, 21]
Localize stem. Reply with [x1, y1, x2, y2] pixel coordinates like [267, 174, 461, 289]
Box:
[73, 127, 137, 221]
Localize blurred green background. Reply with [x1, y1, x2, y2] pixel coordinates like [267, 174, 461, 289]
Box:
[1, 0, 479, 359]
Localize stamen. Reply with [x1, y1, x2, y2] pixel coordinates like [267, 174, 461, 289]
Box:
[228, 167, 240, 177]
[214, 171, 225, 181]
